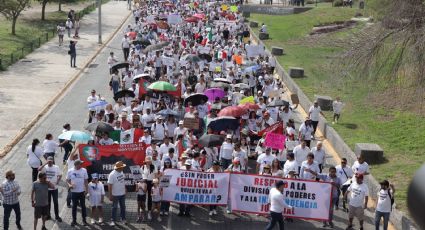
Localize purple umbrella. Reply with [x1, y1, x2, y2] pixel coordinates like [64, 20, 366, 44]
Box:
[205, 88, 226, 102]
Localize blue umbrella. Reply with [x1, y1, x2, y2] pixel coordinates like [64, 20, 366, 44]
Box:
[243, 65, 261, 74]
[87, 100, 108, 109]
[208, 116, 239, 131]
[58, 130, 93, 142]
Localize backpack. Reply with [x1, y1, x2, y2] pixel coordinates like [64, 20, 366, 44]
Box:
[387, 190, 395, 211]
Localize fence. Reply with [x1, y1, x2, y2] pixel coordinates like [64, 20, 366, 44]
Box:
[0, 2, 98, 71]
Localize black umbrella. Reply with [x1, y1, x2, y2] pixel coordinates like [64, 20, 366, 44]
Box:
[113, 89, 136, 101]
[142, 41, 170, 54]
[267, 99, 290, 108]
[199, 134, 225, 147]
[133, 39, 151, 47]
[85, 122, 114, 133]
[199, 53, 212, 62]
[208, 116, 239, 131]
[111, 62, 129, 71]
[184, 93, 209, 106]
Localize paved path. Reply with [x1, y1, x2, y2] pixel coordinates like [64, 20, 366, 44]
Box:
[0, 4, 377, 230]
[0, 0, 131, 152]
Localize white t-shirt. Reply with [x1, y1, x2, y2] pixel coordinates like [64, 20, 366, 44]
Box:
[269, 187, 292, 213]
[42, 140, 59, 153]
[159, 143, 176, 159]
[139, 135, 152, 145]
[107, 170, 126, 196]
[151, 122, 168, 140]
[298, 123, 313, 141]
[311, 147, 326, 165]
[309, 106, 322, 121]
[41, 165, 62, 190]
[347, 182, 369, 207]
[141, 164, 158, 181]
[336, 165, 354, 184]
[141, 113, 155, 128]
[67, 168, 88, 193]
[220, 142, 234, 160]
[88, 181, 105, 206]
[299, 161, 320, 180]
[122, 38, 130, 48]
[174, 127, 187, 139]
[27, 145, 44, 168]
[332, 100, 344, 114]
[283, 160, 298, 177]
[279, 110, 292, 124]
[233, 150, 248, 170]
[293, 145, 310, 165]
[352, 161, 369, 181]
[376, 189, 393, 213]
[256, 153, 276, 173]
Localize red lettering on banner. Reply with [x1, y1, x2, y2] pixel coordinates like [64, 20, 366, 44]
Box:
[176, 178, 218, 188]
[254, 177, 279, 187]
[284, 208, 294, 215]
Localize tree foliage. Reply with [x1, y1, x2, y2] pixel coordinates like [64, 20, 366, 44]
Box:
[0, 0, 31, 35]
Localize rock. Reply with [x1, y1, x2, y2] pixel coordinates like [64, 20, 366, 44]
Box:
[259, 32, 269, 40]
[271, 47, 285, 56]
[242, 11, 251, 18]
[354, 143, 384, 164]
[250, 21, 259, 28]
[315, 95, 333, 111]
[289, 67, 304, 78]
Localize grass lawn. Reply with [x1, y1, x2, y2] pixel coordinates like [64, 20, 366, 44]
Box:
[251, 3, 425, 212]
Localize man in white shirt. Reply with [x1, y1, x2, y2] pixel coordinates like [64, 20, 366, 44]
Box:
[283, 153, 298, 177]
[219, 135, 234, 170]
[375, 180, 394, 230]
[107, 161, 127, 226]
[256, 148, 276, 174]
[107, 52, 118, 74]
[174, 121, 187, 140]
[292, 141, 310, 173]
[121, 34, 130, 61]
[66, 160, 88, 226]
[139, 96, 154, 114]
[266, 180, 293, 230]
[344, 173, 369, 230]
[87, 89, 99, 123]
[336, 158, 354, 210]
[351, 155, 370, 183]
[311, 142, 326, 173]
[162, 148, 178, 169]
[332, 96, 344, 124]
[308, 101, 325, 138]
[141, 108, 155, 130]
[39, 157, 62, 222]
[159, 137, 175, 160]
[299, 153, 320, 181]
[233, 143, 248, 171]
[151, 116, 168, 143]
[99, 133, 114, 145]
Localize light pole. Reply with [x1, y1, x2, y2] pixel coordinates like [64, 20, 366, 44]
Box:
[97, 0, 102, 44]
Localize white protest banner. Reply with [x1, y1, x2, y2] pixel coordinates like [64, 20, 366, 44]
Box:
[198, 46, 211, 54]
[162, 169, 230, 205]
[162, 56, 175, 66]
[229, 174, 333, 221]
[167, 14, 182, 25]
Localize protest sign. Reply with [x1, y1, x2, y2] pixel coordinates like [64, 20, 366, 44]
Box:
[183, 117, 200, 130]
[199, 46, 211, 54]
[162, 169, 230, 205]
[167, 14, 182, 24]
[229, 174, 332, 221]
[264, 132, 286, 150]
[257, 121, 284, 136]
[79, 143, 146, 191]
[162, 56, 175, 66]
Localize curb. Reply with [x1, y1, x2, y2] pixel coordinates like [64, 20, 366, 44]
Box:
[0, 9, 132, 158]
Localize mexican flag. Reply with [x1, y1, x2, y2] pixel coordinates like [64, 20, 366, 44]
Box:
[110, 128, 144, 144]
[139, 78, 148, 97]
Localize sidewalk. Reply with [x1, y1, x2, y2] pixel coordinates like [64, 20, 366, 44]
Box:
[0, 0, 131, 154]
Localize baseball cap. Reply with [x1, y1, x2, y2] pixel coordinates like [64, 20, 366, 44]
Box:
[74, 159, 84, 165]
[47, 156, 54, 162]
[179, 120, 184, 125]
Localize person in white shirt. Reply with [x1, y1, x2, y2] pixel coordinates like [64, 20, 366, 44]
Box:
[39, 157, 62, 222]
[88, 174, 105, 224]
[174, 121, 187, 140]
[139, 129, 152, 145]
[256, 148, 276, 174]
[219, 135, 234, 170]
[232, 143, 248, 171]
[298, 118, 314, 147]
[159, 137, 175, 160]
[122, 35, 130, 61]
[299, 153, 320, 180]
[279, 106, 292, 124]
[266, 181, 293, 230]
[344, 173, 369, 230]
[141, 108, 155, 130]
[283, 153, 298, 177]
[336, 158, 354, 210]
[107, 52, 118, 74]
[141, 156, 158, 221]
[292, 141, 310, 173]
[27, 139, 44, 182]
[375, 180, 395, 230]
[308, 101, 325, 138]
[351, 155, 370, 183]
[87, 89, 99, 123]
[332, 97, 344, 124]
[99, 133, 114, 145]
[140, 96, 154, 114]
[107, 161, 127, 226]
[151, 116, 168, 142]
[66, 160, 88, 226]
[162, 148, 178, 169]
[311, 142, 326, 173]
[42, 133, 63, 162]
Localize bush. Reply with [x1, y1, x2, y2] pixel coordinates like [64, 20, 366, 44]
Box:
[333, 0, 343, 6]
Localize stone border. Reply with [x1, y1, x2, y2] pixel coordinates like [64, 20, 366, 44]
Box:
[0, 11, 132, 158]
[248, 26, 418, 230]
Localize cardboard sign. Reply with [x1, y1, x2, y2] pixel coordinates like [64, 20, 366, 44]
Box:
[162, 56, 175, 66]
[264, 132, 286, 150]
[183, 117, 200, 130]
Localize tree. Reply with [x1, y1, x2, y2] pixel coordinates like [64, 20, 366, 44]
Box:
[38, 0, 50, 20]
[0, 0, 31, 35]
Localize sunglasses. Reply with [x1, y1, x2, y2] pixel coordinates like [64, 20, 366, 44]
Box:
[341, 162, 347, 164]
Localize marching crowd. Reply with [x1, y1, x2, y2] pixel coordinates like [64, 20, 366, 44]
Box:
[0, 0, 395, 229]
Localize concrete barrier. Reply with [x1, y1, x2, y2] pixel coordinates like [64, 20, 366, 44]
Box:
[315, 95, 333, 111]
[250, 21, 259, 28]
[259, 32, 269, 40]
[248, 24, 418, 230]
[289, 67, 305, 78]
[271, 46, 285, 55]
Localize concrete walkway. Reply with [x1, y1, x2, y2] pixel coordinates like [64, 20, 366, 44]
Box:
[0, 1, 131, 153]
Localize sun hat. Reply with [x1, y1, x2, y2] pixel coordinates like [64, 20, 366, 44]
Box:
[114, 161, 127, 170]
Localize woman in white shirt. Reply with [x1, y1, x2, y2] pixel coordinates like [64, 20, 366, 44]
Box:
[141, 156, 158, 221]
[43, 133, 62, 162]
[27, 139, 43, 182]
[298, 118, 314, 148]
[271, 159, 284, 177]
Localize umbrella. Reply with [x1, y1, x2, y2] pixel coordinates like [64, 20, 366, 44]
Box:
[183, 54, 201, 63]
[184, 93, 209, 106]
[213, 78, 231, 84]
[87, 100, 108, 109]
[234, 83, 249, 89]
[239, 103, 260, 110]
[113, 89, 135, 101]
[208, 116, 239, 131]
[185, 16, 199, 23]
[133, 73, 151, 81]
[239, 96, 255, 105]
[199, 53, 212, 62]
[267, 99, 290, 108]
[193, 13, 205, 19]
[158, 108, 179, 117]
[204, 88, 226, 102]
[127, 31, 137, 39]
[111, 62, 129, 71]
[198, 134, 224, 147]
[133, 39, 151, 46]
[218, 106, 247, 117]
[148, 81, 176, 91]
[143, 41, 170, 54]
[210, 81, 230, 88]
[156, 21, 169, 29]
[58, 130, 93, 142]
[85, 122, 114, 133]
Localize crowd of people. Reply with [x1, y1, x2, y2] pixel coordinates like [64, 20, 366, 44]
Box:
[0, 0, 395, 229]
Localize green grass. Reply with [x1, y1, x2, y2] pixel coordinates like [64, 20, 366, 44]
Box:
[251, 3, 425, 212]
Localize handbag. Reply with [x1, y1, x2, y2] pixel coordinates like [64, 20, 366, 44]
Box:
[68, 50, 71, 55]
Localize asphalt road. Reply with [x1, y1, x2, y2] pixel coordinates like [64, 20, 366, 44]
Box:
[0, 12, 377, 230]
